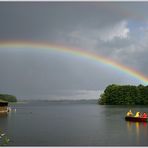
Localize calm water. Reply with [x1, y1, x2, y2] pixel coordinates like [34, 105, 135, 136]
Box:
[1, 100, 148, 146]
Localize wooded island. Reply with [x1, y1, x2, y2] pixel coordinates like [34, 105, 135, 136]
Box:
[0, 94, 17, 102]
[98, 84, 148, 105]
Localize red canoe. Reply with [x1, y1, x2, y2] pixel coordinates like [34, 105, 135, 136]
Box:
[125, 116, 148, 122]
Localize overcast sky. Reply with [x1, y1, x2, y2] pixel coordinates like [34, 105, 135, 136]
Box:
[0, 2, 148, 100]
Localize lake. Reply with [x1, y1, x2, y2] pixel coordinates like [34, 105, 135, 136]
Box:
[1, 100, 148, 146]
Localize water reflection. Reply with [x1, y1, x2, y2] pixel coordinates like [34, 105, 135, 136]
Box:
[0, 113, 10, 146]
[0, 113, 8, 118]
[126, 121, 148, 145]
[0, 113, 9, 132]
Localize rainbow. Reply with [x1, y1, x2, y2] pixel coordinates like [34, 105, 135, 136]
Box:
[0, 40, 148, 84]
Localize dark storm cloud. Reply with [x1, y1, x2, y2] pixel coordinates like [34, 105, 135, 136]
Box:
[0, 2, 57, 41]
[0, 47, 132, 99]
[0, 2, 148, 99]
[0, 2, 134, 41]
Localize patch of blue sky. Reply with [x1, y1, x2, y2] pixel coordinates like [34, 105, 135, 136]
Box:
[128, 20, 147, 30]
[127, 20, 147, 40]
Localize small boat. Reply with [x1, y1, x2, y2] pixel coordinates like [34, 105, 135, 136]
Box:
[125, 116, 148, 122]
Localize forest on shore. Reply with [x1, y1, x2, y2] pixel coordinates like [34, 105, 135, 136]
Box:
[0, 94, 17, 102]
[98, 84, 148, 105]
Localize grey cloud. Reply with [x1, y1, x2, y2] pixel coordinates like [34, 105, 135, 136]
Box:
[0, 47, 131, 97]
[0, 2, 148, 100]
[0, 2, 132, 41]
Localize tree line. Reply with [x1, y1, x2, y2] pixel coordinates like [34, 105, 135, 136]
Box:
[0, 94, 17, 102]
[98, 84, 148, 105]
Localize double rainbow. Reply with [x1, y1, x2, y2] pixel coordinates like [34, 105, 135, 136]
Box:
[0, 40, 148, 84]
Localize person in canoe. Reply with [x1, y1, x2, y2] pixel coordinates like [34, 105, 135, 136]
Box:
[126, 109, 133, 116]
[142, 112, 148, 118]
[134, 112, 141, 117]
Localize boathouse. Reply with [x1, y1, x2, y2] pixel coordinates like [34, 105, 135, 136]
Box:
[0, 100, 8, 112]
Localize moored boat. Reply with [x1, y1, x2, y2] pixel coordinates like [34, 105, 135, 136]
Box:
[125, 116, 148, 122]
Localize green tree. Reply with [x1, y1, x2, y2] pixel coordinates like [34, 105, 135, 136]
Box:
[98, 84, 148, 105]
[0, 94, 17, 102]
